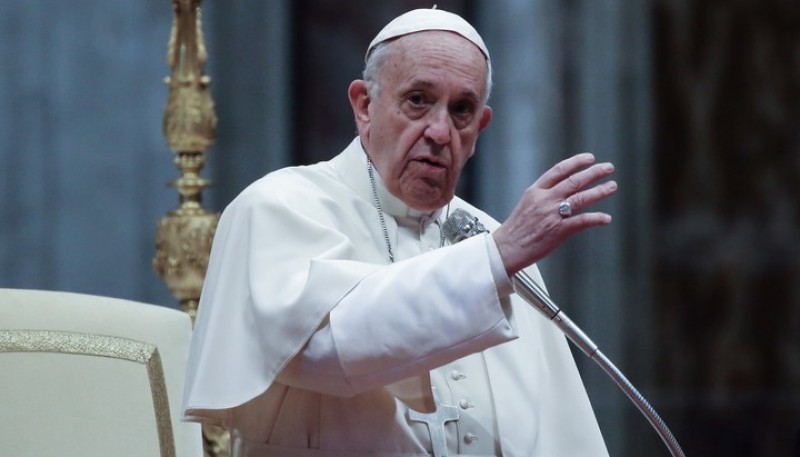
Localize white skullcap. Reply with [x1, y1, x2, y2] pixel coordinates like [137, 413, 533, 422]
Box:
[366, 7, 489, 62]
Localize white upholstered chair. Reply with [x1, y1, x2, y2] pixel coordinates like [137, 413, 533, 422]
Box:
[0, 288, 203, 457]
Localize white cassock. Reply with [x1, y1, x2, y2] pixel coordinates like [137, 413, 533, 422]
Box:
[182, 137, 609, 457]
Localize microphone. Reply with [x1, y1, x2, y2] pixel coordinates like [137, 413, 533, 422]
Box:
[442, 208, 598, 355]
[442, 208, 685, 457]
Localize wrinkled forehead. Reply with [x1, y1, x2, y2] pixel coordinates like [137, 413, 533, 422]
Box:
[365, 8, 490, 63]
[375, 32, 489, 106]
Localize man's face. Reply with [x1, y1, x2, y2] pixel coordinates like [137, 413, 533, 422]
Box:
[349, 31, 492, 212]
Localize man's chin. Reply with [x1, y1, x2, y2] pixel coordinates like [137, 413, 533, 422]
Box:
[401, 188, 451, 212]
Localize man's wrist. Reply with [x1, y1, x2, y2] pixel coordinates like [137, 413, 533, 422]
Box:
[485, 233, 514, 297]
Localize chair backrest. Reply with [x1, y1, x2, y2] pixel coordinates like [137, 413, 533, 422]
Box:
[0, 288, 202, 457]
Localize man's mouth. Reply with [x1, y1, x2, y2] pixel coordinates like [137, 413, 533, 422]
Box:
[415, 157, 446, 168]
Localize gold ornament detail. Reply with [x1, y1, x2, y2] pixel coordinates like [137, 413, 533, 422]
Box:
[154, 0, 219, 319]
[202, 424, 231, 457]
[154, 1, 227, 455]
[153, 202, 217, 321]
[163, 0, 216, 153]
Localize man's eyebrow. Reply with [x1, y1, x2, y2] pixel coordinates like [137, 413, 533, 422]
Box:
[401, 79, 481, 102]
[402, 79, 435, 91]
[457, 89, 481, 103]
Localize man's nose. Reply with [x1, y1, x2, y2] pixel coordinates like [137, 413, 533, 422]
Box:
[424, 108, 452, 145]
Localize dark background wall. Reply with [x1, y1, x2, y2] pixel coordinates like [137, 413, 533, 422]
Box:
[1, 1, 798, 455]
[653, 1, 800, 455]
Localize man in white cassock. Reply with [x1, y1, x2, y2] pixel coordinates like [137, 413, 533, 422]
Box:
[182, 8, 618, 457]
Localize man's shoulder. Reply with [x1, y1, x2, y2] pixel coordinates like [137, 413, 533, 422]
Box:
[224, 159, 349, 216]
[240, 160, 331, 195]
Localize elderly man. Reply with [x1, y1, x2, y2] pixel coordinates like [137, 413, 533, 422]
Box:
[183, 8, 616, 457]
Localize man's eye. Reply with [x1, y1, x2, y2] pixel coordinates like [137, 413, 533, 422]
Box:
[407, 94, 426, 106]
[452, 101, 475, 117]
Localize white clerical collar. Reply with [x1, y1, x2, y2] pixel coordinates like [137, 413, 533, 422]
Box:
[335, 137, 445, 221]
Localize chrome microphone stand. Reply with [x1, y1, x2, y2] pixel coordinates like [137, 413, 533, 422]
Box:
[513, 271, 685, 457]
[443, 209, 685, 457]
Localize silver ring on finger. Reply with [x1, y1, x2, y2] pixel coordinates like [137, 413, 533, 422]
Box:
[558, 200, 573, 218]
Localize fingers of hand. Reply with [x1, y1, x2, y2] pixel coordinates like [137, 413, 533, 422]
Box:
[536, 153, 596, 189]
[496, 175, 616, 274]
[553, 161, 615, 197]
[563, 178, 618, 215]
[559, 210, 607, 233]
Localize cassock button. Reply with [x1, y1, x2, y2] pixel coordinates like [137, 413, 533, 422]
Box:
[451, 370, 466, 380]
[464, 433, 479, 444]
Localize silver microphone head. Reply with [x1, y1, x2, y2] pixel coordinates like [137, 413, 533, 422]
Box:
[442, 208, 489, 244]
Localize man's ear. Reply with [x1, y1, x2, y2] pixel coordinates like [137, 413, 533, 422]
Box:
[348, 80, 371, 136]
[478, 105, 492, 133]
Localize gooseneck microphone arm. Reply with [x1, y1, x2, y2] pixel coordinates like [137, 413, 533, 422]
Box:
[442, 209, 685, 457]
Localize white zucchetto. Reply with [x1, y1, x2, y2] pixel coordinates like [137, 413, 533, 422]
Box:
[366, 8, 490, 62]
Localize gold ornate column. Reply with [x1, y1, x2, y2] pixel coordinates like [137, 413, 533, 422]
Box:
[153, 1, 228, 456]
[154, 0, 218, 321]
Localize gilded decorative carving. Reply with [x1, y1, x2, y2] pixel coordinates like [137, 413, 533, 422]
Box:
[202, 424, 231, 457]
[154, 0, 219, 320]
[154, 206, 217, 321]
[155, 1, 227, 455]
[163, 0, 216, 153]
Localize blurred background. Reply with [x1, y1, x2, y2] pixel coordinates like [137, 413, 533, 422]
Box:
[1, 0, 798, 455]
